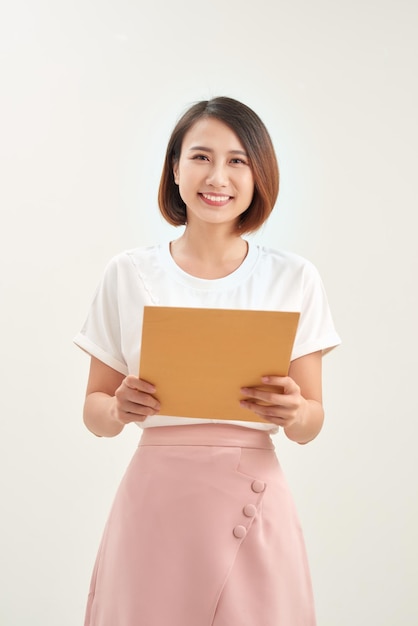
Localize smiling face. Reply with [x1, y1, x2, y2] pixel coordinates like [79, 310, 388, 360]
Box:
[172, 117, 255, 231]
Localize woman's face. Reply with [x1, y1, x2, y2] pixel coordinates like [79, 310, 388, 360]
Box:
[173, 117, 255, 230]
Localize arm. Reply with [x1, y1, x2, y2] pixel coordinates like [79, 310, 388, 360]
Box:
[240, 351, 324, 444]
[83, 357, 160, 437]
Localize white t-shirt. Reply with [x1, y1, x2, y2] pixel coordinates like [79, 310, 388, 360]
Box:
[74, 241, 341, 432]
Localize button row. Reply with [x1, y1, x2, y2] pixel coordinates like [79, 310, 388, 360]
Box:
[232, 481, 265, 539]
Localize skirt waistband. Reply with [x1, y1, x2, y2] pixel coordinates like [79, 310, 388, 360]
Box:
[139, 423, 275, 450]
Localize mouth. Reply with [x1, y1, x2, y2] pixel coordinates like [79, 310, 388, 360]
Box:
[199, 193, 232, 206]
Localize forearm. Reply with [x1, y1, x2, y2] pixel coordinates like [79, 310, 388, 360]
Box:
[83, 392, 125, 438]
[284, 399, 324, 445]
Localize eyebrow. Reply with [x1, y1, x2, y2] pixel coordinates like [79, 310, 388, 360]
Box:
[188, 145, 248, 157]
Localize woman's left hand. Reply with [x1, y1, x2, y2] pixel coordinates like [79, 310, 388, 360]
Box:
[240, 375, 308, 428]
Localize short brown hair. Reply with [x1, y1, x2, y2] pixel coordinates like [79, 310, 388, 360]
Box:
[158, 97, 279, 234]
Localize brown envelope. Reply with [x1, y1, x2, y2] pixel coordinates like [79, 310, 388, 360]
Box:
[139, 306, 300, 423]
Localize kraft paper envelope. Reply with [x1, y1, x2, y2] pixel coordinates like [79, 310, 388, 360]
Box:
[139, 306, 300, 423]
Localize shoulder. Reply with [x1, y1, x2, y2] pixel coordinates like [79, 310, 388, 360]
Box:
[256, 245, 320, 279]
[91, 245, 163, 298]
[103, 244, 162, 275]
[257, 245, 310, 265]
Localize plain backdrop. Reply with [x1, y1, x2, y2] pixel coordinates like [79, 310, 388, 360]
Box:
[1, 1, 417, 624]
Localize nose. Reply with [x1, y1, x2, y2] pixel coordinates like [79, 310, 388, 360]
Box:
[205, 163, 228, 187]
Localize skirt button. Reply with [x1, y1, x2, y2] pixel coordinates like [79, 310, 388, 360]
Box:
[243, 503, 257, 517]
[233, 525, 247, 539]
[251, 480, 265, 493]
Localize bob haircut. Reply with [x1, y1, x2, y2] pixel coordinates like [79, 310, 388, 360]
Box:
[158, 97, 279, 234]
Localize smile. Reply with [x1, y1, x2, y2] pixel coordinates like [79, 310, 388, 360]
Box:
[200, 193, 231, 205]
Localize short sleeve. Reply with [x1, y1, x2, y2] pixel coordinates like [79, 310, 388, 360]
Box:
[73, 256, 128, 375]
[291, 261, 341, 360]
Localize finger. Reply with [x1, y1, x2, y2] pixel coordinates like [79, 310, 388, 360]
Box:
[115, 383, 160, 415]
[117, 398, 161, 425]
[261, 375, 287, 385]
[122, 401, 160, 418]
[119, 390, 160, 412]
[240, 386, 283, 405]
[240, 398, 287, 418]
[261, 376, 300, 395]
[124, 375, 157, 394]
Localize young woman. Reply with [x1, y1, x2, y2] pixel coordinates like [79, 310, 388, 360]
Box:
[74, 96, 340, 626]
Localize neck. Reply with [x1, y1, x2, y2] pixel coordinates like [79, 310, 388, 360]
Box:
[170, 226, 249, 279]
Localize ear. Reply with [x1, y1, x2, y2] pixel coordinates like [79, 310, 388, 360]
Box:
[173, 160, 179, 185]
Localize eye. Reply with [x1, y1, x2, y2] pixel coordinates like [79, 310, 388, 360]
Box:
[230, 157, 248, 165]
[192, 154, 209, 161]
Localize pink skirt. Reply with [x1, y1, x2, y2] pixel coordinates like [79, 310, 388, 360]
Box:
[84, 424, 316, 625]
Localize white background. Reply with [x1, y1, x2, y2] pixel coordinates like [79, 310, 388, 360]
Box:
[1, 1, 417, 624]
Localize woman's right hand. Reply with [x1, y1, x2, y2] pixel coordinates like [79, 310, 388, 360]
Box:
[114, 376, 161, 424]
[84, 359, 161, 436]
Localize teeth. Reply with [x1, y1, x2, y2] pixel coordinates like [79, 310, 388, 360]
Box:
[202, 194, 230, 202]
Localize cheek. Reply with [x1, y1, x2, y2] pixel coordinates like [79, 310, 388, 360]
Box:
[243, 169, 255, 188]
[245, 177, 255, 198]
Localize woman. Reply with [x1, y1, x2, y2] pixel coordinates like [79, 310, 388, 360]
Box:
[74, 96, 340, 625]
